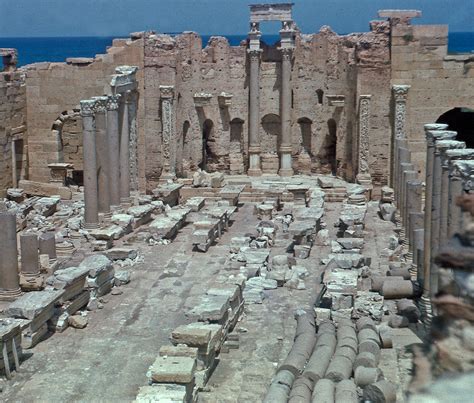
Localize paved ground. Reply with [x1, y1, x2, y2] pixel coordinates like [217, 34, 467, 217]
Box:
[1, 192, 424, 402]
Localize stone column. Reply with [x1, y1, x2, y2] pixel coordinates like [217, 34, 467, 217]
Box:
[438, 141, 466, 247]
[392, 85, 410, 188]
[19, 233, 42, 289]
[106, 94, 121, 208]
[11, 139, 17, 188]
[278, 47, 294, 176]
[356, 95, 372, 186]
[401, 168, 417, 231]
[408, 211, 424, 278]
[81, 99, 99, 229]
[247, 49, 262, 176]
[120, 91, 132, 204]
[413, 228, 424, 283]
[448, 160, 474, 237]
[420, 124, 450, 320]
[431, 135, 458, 297]
[39, 232, 57, 263]
[129, 91, 139, 191]
[0, 212, 21, 300]
[159, 85, 176, 180]
[93, 96, 111, 216]
[445, 149, 474, 239]
[394, 139, 409, 207]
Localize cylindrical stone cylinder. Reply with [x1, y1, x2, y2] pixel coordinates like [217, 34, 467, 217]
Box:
[279, 48, 293, 177]
[0, 212, 21, 298]
[93, 96, 110, 215]
[397, 148, 411, 209]
[106, 94, 121, 207]
[20, 233, 40, 276]
[39, 232, 56, 260]
[80, 99, 99, 228]
[363, 380, 397, 403]
[387, 267, 411, 279]
[405, 180, 423, 241]
[448, 173, 464, 238]
[394, 139, 408, 207]
[288, 376, 312, 403]
[409, 212, 424, 257]
[354, 366, 382, 387]
[354, 351, 376, 371]
[248, 49, 262, 176]
[304, 346, 334, 384]
[311, 379, 334, 403]
[382, 279, 418, 299]
[401, 167, 416, 227]
[371, 276, 404, 292]
[120, 94, 131, 203]
[335, 379, 357, 403]
[357, 317, 377, 332]
[430, 146, 443, 296]
[325, 354, 353, 381]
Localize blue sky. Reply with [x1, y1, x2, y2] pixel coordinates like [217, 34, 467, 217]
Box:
[0, 0, 472, 37]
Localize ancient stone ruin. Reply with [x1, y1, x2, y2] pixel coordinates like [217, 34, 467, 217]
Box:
[0, 3, 474, 402]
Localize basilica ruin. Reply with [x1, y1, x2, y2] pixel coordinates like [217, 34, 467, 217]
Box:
[0, 4, 473, 402]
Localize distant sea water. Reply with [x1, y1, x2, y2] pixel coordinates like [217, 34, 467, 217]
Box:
[0, 32, 473, 67]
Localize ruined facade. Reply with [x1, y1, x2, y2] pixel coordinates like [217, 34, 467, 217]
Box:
[0, 6, 472, 198]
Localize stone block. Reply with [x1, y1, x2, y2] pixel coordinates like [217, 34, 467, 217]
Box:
[147, 355, 196, 384]
[6, 289, 64, 320]
[79, 254, 113, 278]
[135, 384, 188, 402]
[105, 248, 138, 261]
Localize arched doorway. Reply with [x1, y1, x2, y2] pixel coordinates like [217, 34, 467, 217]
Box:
[200, 119, 214, 171]
[436, 107, 474, 147]
[317, 119, 337, 175]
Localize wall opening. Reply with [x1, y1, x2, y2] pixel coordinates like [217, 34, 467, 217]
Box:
[178, 120, 190, 175]
[230, 118, 244, 152]
[436, 107, 474, 148]
[297, 117, 312, 155]
[261, 113, 281, 153]
[316, 89, 324, 105]
[200, 119, 215, 171]
[318, 119, 337, 175]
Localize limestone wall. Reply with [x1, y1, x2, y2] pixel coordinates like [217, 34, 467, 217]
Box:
[0, 69, 27, 196]
[23, 37, 145, 187]
[391, 23, 474, 177]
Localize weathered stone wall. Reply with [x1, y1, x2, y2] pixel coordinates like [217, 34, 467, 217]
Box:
[391, 23, 474, 177]
[0, 69, 27, 196]
[24, 37, 145, 188]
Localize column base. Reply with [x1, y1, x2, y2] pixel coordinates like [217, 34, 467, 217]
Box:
[83, 221, 100, 230]
[278, 168, 294, 177]
[247, 168, 262, 177]
[0, 287, 22, 301]
[409, 262, 418, 280]
[419, 294, 433, 327]
[120, 197, 133, 208]
[19, 273, 44, 290]
[356, 173, 373, 185]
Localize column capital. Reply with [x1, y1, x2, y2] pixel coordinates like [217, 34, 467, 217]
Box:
[447, 148, 474, 160]
[159, 85, 175, 99]
[247, 48, 262, 62]
[392, 84, 410, 101]
[451, 160, 474, 190]
[106, 94, 121, 111]
[426, 129, 457, 143]
[279, 47, 294, 61]
[92, 96, 108, 113]
[80, 100, 96, 117]
[438, 140, 465, 167]
[424, 123, 448, 132]
[360, 94, 372, 101]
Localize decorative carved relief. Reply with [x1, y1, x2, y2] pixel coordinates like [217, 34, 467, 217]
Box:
[392, 85, 410, 140]
[358, 95, 371, 175]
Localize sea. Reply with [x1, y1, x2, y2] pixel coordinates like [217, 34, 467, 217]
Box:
[0, 32, 473, 67]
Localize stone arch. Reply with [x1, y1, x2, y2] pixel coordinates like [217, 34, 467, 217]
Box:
[51, 109, 83, 184]
[316, 89, 324, 105]
[317, 118, 337, 175]
[261, 113, 281, 153]
[436, 107, 474, 148]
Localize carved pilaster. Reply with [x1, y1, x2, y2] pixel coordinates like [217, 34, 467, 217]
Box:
[392, 85, 410, 140]
[106, 94, 121, 111]
[357, 95, 372, 184]
[159, 85, 175, 178]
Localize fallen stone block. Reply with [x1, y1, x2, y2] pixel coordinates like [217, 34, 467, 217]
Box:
[7, 290, 64, 320]
[68, 314, 88, 329]
[147, 355, 196, 384]
[114, 270, 131, 286]
[105, 248, 138, 261]
[80, 255, 114, 278]
[135, 384, 188, 403]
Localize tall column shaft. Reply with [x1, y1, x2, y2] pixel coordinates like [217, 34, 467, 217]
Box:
[401, 169, 417, 230]
[107, 95, 121, 207]
[128, 92, 138, 191]
[248, 50, 262, 176]
[0, 212, 21, 300]
[120, 93, 131, 203]
[159, 86, 176, 180]
[81, 100, 99, 228]
[430, 150, 443, 296]
[11, 139, 17, 188]
[448, 174, 463, 237]
[93, 97, 110, 215]
[279, 48, 293, 176]
[39, 232, 56, 261]
[356, 95, 372, 185]
[20, 233, 39, 277]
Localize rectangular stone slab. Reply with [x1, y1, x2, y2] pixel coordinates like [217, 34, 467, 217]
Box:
[7, 289, 64, 320]
[147, 355, 196, 384]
